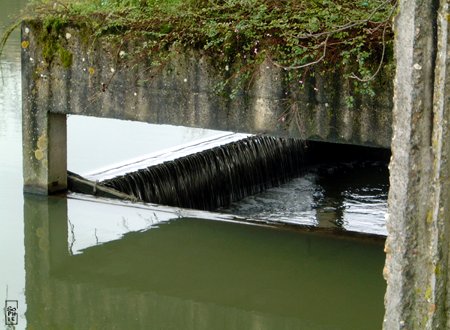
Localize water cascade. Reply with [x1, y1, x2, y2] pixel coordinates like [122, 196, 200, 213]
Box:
[101, 135, 305, 210]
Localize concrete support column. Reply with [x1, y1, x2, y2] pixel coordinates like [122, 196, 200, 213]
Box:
[22, 110, 67, 195]
[384, 0, 450, 328]
[22, 24, 67, 195]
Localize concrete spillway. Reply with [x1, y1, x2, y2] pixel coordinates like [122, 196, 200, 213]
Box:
[20, 21, 392, 195]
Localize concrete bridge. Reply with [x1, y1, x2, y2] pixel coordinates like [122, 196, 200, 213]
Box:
[20, 0, 450, 328]
[21, 20, 393, 195]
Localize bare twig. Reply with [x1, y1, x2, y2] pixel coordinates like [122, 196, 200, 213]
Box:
[269, 34, 329, 70]
[348, 21, 388, 82]
[349, 0, 397, 82]
[0, 20, 21, 83]
[270, 0, 396, 78]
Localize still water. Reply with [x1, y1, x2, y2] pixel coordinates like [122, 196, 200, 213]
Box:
[1, 1, 386, 329]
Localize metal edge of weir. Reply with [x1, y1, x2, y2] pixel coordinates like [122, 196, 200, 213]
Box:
[82, 132, 252, 182]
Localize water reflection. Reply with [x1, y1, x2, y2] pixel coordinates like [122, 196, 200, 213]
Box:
[220, 161, 388, 236]
[24, 195, 385, 330]
[67, 195, 176, 254]
[314, 162, 388, 235]
[0, 2, 28, 326]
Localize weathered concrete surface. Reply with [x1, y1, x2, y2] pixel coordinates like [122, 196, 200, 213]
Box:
[21, 23, 393, 146]
[383, 0, 450, 328]
[21, 107, 67, 194]
[20, 21, 393, 193]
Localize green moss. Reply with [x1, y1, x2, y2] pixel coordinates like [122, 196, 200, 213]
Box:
[425, 286, 432, 301]
[43, 16, 67, 34]
[426, 210, 434, 224]
[32, 17, 74, 69]
[58, 46, 73, 68]
[435, 264, 441, 275]
[41, 37, 58, 63]
[4, 0, 396, 99]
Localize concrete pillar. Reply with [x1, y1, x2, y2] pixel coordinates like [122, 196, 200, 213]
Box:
[21, 24, 67, 195]
[22, 110, 67, 195]
[384, 0, 450, 328]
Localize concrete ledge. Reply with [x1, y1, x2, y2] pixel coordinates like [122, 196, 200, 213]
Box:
[21, 20, 393, 193]
[21, 21, 393, 146]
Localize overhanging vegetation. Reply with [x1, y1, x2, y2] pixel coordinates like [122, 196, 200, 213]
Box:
[8, 0, 396, 98]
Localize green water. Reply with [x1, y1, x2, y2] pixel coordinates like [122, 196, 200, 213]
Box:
[23, 195, 385, 330]
[0, 1, 386, 328]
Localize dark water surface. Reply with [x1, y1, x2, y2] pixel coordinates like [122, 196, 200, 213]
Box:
[1, 1, 386, 329]
[220, 161, 388, 236]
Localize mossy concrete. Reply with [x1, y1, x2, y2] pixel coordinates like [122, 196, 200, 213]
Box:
[21, 21, 393, 193]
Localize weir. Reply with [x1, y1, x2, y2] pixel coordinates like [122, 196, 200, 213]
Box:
[101, 135, 305, 210]
[18, 1, 450, 328]
[20, 21, 393, 195]
[69, 133, 389, 216]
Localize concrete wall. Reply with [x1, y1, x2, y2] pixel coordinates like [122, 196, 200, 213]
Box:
[21, 21, 393, 193]
[383, 0, 450, 328]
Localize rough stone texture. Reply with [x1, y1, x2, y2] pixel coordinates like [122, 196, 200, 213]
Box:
[22, 23, 393, 140]
[383, 0, 450, 328]
[21, 21, 393, 193]
[21, 39, 68, 194]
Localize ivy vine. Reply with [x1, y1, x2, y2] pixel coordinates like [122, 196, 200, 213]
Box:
[4, 0, 397, 99]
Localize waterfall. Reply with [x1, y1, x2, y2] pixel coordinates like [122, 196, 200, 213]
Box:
[101, 135, 305, 211]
